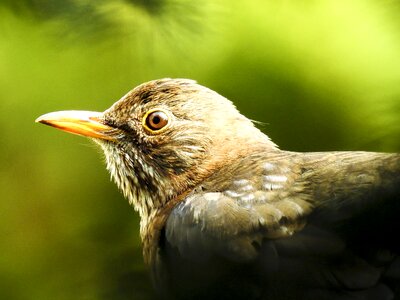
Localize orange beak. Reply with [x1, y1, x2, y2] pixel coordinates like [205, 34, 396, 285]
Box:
[35, 110, 120, 141]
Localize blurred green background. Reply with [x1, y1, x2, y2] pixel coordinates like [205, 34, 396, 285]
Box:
[1, 0, 399, 299]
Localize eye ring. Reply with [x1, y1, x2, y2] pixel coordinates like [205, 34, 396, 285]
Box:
[142, 109, 170, 134]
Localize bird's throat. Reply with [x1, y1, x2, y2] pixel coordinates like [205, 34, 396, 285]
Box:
[99, 142, 173, 221]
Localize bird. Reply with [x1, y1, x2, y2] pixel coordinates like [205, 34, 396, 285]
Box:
[36, 78, 400, 300]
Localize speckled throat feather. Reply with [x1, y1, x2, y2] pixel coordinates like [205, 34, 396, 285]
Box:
[98, 141, 174, 235]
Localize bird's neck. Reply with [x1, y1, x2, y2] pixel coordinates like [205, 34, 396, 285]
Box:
[99, 142, 170, 225]
[100, 128, 278, 245]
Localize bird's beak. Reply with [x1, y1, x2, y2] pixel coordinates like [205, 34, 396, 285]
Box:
[35, 110, 120, 141]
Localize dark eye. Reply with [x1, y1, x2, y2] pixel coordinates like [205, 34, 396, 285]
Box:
[144, 110, 169, 132]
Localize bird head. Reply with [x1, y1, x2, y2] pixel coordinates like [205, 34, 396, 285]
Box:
[36, 79, 276, 223]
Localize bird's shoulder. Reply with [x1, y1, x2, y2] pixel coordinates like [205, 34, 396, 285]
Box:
[165, 150, 313, 261]
[157, 151, 400, 300]
[164, 151, 400, 260]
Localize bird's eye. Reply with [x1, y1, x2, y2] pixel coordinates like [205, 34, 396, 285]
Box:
[143, 110, 169, 133]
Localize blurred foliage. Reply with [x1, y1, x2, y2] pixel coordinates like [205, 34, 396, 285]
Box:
[0, 0, 399, 299]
